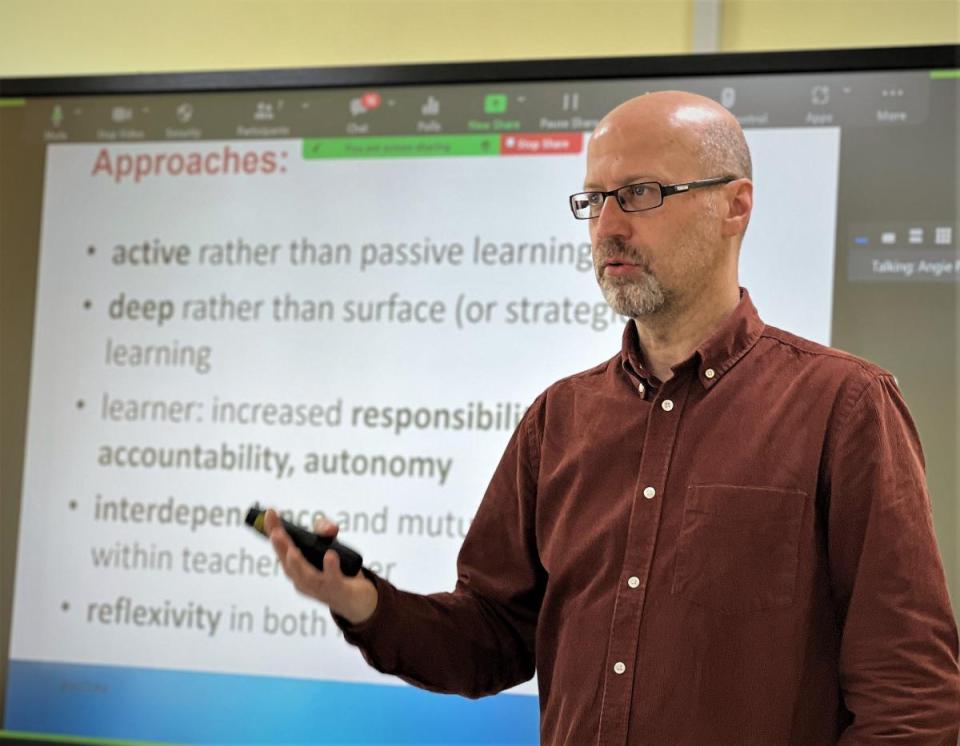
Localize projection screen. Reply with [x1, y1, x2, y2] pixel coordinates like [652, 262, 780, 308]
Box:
[1, 45, 957, 744]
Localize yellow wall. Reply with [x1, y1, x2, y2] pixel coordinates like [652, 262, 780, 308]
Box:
[724, 0, 959, 52]
[0, 0, 956, 78]
[0, 0, 693, 77]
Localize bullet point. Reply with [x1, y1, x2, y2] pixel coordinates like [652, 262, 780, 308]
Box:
[87, 246, 96, 256]
[83, 300, 92, 310]
[62, 601, 70, 611]
[69, 500, 78, 510]
[76, 399, 85, 409]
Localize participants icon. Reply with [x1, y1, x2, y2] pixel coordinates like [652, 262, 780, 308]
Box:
[254, 102, 275, 121]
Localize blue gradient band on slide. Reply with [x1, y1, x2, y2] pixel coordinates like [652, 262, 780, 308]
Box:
[5, 660, 538, 744]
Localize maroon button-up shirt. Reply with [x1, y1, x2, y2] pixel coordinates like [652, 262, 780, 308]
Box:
[338, 288, 960, 744]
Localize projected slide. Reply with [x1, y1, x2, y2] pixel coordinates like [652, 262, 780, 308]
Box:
[7, 127, 838, 743]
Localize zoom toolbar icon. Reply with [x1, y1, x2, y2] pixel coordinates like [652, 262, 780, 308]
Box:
[421, 96, 440, 116]
[349, 91, 382, 117]
[811, 85, 830, 105]
[484, 93, 508, 114]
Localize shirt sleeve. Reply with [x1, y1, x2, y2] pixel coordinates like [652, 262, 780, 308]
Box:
[332, 395, 547, 698]
[825, 373, 960, 742]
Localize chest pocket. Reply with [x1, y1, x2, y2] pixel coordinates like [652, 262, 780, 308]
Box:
[671, 484, 807, 614]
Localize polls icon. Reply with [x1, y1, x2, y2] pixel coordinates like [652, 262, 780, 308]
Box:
[421, 96, 440, 117]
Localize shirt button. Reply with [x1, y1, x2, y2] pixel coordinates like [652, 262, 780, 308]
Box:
[637, 382, 645, 396]
[627, 576, 640, 588]
[613, 662, 626, 675]
[661, 399, 674, 412]
[705, 368, 716, 379]
[643, 486, 656, 499]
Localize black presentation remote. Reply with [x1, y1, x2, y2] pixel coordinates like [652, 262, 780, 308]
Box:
[245, 504, 364, 577]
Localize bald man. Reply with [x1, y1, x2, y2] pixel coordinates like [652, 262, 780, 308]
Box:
[267, 92, 960, 743]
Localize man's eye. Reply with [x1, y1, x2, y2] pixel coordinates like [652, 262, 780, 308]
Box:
[586, 193, 603, 205]
[629, 184, 648, 197]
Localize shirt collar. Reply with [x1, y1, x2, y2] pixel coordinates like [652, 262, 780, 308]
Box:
[619, 287, 765, 391]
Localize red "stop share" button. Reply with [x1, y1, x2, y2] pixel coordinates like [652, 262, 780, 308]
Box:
[500, 132, 583, 156]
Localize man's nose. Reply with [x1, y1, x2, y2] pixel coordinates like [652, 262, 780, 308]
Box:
[592, 194, 630, 241]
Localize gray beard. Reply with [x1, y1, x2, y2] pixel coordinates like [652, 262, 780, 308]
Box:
[599, 272, 667, 317]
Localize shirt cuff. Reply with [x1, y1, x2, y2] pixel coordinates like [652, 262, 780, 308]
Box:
[331, 567, 394, 645]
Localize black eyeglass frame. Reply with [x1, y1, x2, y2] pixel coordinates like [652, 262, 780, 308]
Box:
[568, 175, 737, 219]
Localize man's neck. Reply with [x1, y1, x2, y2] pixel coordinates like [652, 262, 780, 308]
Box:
[632, 285, 740, 383]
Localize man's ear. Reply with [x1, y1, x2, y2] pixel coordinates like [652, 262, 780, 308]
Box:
[720, 178, 753, 239]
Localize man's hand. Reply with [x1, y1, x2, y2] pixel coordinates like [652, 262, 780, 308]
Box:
[265, 508, 378, 625]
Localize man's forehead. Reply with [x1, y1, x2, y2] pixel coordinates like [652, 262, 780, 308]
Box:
[584, 128, 684, 187]
[600, 91, 724, 125]
[589, 95, 712, 154]
[581, 92, 733, 187]
[589, 111, 690, 152]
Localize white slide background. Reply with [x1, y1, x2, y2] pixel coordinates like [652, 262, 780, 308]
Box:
[11, 127, 839, 696]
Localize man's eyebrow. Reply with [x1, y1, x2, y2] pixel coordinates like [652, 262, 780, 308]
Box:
[581, 175, 660, 191]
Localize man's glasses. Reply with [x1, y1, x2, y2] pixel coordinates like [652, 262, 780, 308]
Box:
[569, 176, 736, 220]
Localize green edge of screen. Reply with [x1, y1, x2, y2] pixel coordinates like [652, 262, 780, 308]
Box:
[0, 98, 27, 107]
[302, 134, 501, 159]
[0, 731, 174, 746]
[929, 69, 960, 79]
